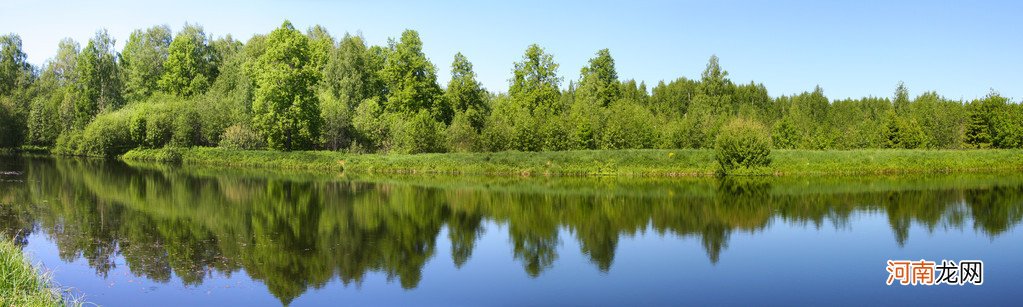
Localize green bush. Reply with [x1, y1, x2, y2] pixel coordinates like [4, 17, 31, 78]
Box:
[352, 97, 388, 150]
[219, 124, 265, 150]
[171, 107, 202, 147]
[390, 110, 445, 154]
[715, 118, 772, 174]
[479, 111, 513, 152]
[0, 96, 26, 149]
[446, 111, 479, 152]
[599, 99, 656, 149]
[57, 110, 137, 157]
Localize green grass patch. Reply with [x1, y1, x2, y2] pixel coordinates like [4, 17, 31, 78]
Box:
[0, 240, 79, 306]
[121, 147, 1023, 177]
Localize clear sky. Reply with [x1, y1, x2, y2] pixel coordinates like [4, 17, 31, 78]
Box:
[2, 0, 1020, 101]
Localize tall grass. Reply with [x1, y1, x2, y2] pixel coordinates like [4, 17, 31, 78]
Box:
[0, 240, 80, 306]
[122, 147, 1023, 177]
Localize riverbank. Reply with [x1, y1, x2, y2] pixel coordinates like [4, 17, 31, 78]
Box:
[120, 147, 1023, 177]
[0, 240, 73, 306]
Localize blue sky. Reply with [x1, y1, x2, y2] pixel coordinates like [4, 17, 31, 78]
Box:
[2, 0, 1020, 101]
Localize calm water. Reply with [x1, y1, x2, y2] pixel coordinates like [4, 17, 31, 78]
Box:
[1, 156, 1022, 306]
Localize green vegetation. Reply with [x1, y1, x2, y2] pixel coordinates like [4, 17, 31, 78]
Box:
[715, 118, 772, 174]
[2, 22, 1022, 166]
[122, 147, 1023, 176]
[0, 240, 74, 306]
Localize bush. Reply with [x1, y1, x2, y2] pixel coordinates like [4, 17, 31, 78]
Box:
[599, 99, 656, 149]
[54, 110, 136, 157]
[219, 124, 265, 150]
[171, 108, 202, 147]
[390, 110, 445, 154]
[0, 96, 26, 149]
[715, 118, 772, 174]
[446, 112, 479, 152]
[352, 97, 388, 150]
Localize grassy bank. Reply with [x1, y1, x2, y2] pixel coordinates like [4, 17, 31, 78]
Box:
[0, 240, 73, 306]
[121, 147, 1023, 177]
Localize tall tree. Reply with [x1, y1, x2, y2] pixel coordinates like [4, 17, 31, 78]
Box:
[445, 52, 488, 129]
[893, 81, 910, 114]
[510, 44, 561, 114]
[159, 24, 219, 97]
[323, 34, 377, 107]
[306, 25, 334, 70]
[0, 34, 33, 96]
[576, 48, 620, 107]
[0, 34, 33, 148]
[251, 21, 322, 151]
[381, 30, 446, 121]
[72, 30, 121, 129]
[120, 25, 172, 101]
[693, 55, 735, 116]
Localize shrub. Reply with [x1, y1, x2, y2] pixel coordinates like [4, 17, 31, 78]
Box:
[219, 124, 265, 150]
[390, 110, 445, 154]
[446, 112, 479, 152]
[352, 97, 388, 150]
[715, 118, 772, 174]
[64, 110, 136, 157]
[171, 108, 202, 147]
[479, 111, 513, 152]
[599, 99, 656, 149]
[0, 96, 26, 149]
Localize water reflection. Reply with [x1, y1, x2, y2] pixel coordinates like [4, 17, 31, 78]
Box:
[0, 157, 1022, 304]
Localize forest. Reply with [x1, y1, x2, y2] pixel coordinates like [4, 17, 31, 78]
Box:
[1, 21, 1022, 157]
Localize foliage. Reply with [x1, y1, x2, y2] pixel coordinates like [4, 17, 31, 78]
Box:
[158, 24, 219, 97]
[0, 96, 27, 148]
[715, 118, 772, 173]
[446, 111, 480, 152]
[121, 25, 172, 101]
[445, 53, 489, 130]
[1, 240, 78, 306]
[219, 124, 265, 150]
[381, 30, 447, 122]
[72, 30, 122, 129]
[5, 22, 1023, 157]
[390, 110, 445, 154]
[251, 21, 322, 151]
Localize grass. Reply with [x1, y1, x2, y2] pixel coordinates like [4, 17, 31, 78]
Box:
[0, 239, 78, 307]
[121, 147, 1023, 177]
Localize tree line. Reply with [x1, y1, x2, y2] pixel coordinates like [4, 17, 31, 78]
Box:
[1, 21, 1021, 155]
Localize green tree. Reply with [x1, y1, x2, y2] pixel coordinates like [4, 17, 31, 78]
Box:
[159, 24, 219, 97]
[0, 34, 33, 96]
[893, 81, 910, 114]
[698, 55, 734, 114]
[576, 48, 620, 107]
[650, 77, 699, 116]
[510, 44, 561, 114]
[0, 34, 33, 148]
[251, 21, 322, 151]
[445, 53, 488, 130]
[964, 92, 1005, 149]
[305, 25, 334, 70]
[120, 25, 172, 101]
[72, 30, 122, 129]
[381, 30, 446, 122]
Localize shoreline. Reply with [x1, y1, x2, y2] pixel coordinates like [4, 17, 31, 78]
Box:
[0, 240, 75, 306]
[116, 147, 1023, 177]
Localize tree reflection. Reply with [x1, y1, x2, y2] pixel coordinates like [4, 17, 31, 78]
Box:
[0, 157, 1021, 304]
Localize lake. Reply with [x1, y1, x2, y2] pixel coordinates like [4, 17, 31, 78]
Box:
[1, 156, 1021, 306]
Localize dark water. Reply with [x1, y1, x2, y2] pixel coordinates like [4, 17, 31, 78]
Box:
[1, 156, 1022, 306]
